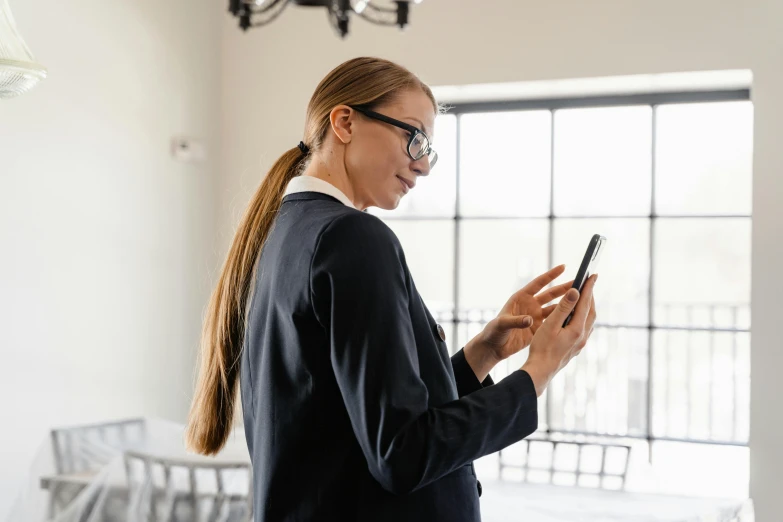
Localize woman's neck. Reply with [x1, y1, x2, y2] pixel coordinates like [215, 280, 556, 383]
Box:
[300, 152, 366, 211]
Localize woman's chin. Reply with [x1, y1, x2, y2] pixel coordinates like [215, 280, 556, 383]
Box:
[374, 195, 402, 211]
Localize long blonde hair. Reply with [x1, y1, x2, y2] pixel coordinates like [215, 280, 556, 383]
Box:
[185, 57, 436, 455]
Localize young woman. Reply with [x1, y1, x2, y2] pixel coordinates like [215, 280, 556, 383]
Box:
[186, 56, 598, 522]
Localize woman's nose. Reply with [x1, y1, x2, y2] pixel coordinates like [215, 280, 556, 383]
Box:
[411, 156, 431, 176]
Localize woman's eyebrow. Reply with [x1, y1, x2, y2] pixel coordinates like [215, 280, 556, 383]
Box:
[405, 117, 432, 137]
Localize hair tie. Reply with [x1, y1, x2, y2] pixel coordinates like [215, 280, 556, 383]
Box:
[297, 141, 310, 155]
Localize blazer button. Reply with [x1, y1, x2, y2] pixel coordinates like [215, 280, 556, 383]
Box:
[436, 323, 446, 341]
[477, 480, 482, 497]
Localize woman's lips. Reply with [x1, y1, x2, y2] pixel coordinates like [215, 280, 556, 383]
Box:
[397, 175, 413, 193]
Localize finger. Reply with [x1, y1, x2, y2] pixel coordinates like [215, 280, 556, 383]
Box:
[518, 265, 567, 297]
[495, 314, 534, 331]
[574, 328, 593, 356]
[567, 274, 598, 331]
[542, 303, 557, 318]
[579, 327, 594, 350]
[583, 295, 597, 332]
[583, 326, 594, 344]
[588, 295, 596, 325]
[536, 279, 575, 305]
[546, 286, 580, 330]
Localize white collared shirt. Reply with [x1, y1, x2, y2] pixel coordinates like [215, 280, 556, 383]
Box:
[283, 175, 357, 210]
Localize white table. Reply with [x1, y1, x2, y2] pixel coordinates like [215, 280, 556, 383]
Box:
[480, 480, 753, 522]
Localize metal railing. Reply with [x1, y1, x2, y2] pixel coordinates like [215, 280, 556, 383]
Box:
[432, 301, 750, 449]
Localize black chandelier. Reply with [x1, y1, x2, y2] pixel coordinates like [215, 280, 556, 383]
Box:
[228, 0, 423, 38]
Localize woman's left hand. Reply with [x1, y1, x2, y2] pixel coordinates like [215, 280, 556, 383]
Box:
[475, 264, 574, 364]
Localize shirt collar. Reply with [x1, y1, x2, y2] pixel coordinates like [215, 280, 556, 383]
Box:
[282, 176, 357, 210]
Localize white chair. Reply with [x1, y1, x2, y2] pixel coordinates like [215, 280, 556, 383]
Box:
[47, 418, 147, 520]
[499, 436, 632, 490]
[51, 418, 147, 475]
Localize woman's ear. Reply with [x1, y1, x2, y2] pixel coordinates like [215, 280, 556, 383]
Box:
[329, 105, 354, 145]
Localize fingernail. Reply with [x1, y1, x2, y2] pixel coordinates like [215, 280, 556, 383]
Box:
[566, 289, 579, 302]
[522, 317, 533, 328]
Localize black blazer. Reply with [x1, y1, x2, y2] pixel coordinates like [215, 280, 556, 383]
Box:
[240, 191, 538, 522]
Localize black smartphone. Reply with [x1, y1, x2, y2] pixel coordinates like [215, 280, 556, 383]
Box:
[563, 234, 607, 327]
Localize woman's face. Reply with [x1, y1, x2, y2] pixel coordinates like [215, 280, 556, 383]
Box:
[341, 89, 437, 210]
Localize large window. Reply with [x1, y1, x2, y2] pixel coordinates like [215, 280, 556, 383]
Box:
[370, 90, 753, 498]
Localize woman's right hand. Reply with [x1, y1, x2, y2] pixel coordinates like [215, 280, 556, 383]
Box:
[521, 274, 598, 397]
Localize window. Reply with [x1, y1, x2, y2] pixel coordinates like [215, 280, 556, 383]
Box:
[370, 90, 753, 498]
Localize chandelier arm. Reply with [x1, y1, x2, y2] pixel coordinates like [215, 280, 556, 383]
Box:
[326, 7, 339, 32]
[249, 0, 292, 26]
[326, 0, 353, 37]
[354, 9, 396, 26]
[243, 0, 286, 15]
[363, 2, 397, 14]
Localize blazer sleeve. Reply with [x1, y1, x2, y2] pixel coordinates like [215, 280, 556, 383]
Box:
[310, 212, 537, 496]
[451, 347, 495, 398]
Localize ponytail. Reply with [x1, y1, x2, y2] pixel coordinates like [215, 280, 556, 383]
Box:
[185, 147, 305, 455]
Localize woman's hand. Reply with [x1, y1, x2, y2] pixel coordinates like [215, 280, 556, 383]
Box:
[463, 265, 574, 379]
[522, 274, 599, 397]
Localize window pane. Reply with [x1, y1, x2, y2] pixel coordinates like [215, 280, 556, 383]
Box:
[384, 220, 454, 316]
[547, 327, 649, 436]
[653, 218, 751, 329]
[553, 106, 652, 216]
[553, 219, 650, 326]
[655, 102, 753, 216]
[371, 114, 457, 218]
[459, 111, 552, 217]
[651, 329, 750, 443]
[458, 219, 550, 315]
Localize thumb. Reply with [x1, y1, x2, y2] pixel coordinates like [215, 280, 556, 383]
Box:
[548, 288, 579, 327]
[496, 314, 534, 331]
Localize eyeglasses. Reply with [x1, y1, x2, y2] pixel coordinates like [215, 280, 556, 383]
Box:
[350, 105, 438, 168]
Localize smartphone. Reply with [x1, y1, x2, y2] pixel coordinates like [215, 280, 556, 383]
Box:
[563, 234, 607, 328]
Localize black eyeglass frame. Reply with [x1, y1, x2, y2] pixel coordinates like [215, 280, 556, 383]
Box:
[349, 105, 438, 167]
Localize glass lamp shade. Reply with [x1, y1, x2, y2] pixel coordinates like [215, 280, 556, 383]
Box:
[0, 0, 46, 99]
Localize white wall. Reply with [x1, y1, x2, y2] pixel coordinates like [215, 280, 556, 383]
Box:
[219, 0, 783, 519]
[0, 0, 220, 516]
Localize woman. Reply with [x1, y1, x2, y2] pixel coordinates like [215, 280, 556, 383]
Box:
[186, 57, 598, 521]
